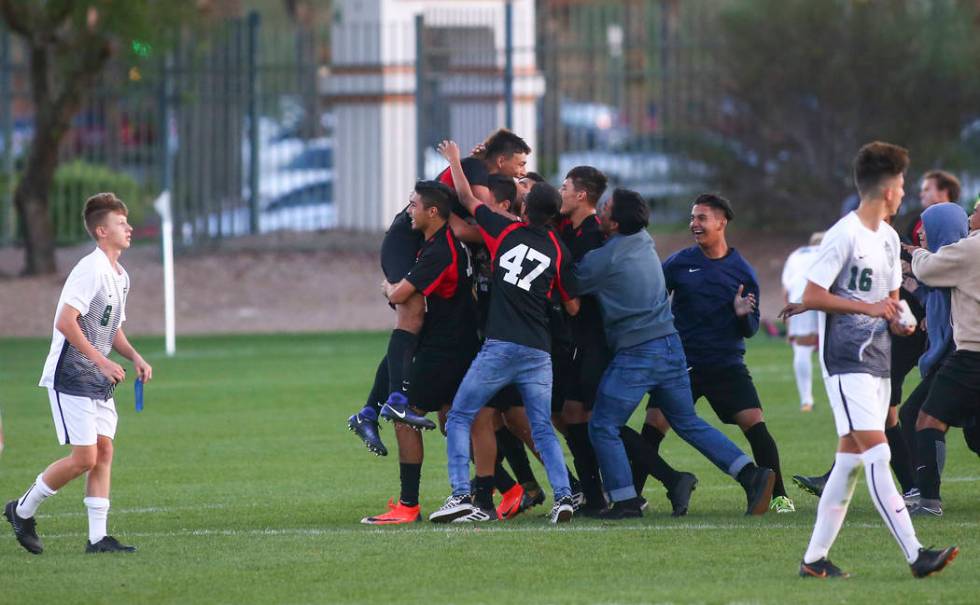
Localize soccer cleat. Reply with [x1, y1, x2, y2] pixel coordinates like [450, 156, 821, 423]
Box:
[800, 403, 813, 413]
[792, 473, 826, 498]
[4, 500, 42, 555]
[361, 498, 421, 525]
[496, 484, 525, 520]
[910, 545, 958, 578]
[452, 504, 498, 523]
[596, 498, 643, 520]
[379, 393, 436, 431]
[770, 495, 796, 513]
[550, 496, 575, 523]
[85, 535, 136, 553]
[666, 472, 698, 517]
[741, 466, 775, 516]
[799, 557, 850, 578]
[910, 498, 943, 517]
[347, 412, 388, 456]
[428, 494, 474, 523]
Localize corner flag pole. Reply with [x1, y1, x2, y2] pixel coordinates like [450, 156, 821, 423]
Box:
[153, 190, 176, 357]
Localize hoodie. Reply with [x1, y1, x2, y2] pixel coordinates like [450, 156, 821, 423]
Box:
[917, 203, 968, 377]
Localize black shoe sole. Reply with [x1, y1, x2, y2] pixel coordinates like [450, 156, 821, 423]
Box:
[429, 506, 474, 524]
[746, 469, 776, 516]
[346, 420, 388, 456]
[4, 501, 42, 555]
[379, 413, 436, 431]
[668, 474, 698, 517]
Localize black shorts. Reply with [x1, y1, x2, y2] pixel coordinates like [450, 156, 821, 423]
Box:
[564, 342, 612, 410]
[486, 385, 523, 411]
[674, 363, 762, 424]
[380, 213, 424, 283]
[407, 345, 475, 413]
[920, 350, 980, 428]
[890, 328, 927, 405]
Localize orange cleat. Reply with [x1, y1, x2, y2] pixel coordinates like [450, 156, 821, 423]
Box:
[361, 498, 421, 525]
[496, 484, 525, 520]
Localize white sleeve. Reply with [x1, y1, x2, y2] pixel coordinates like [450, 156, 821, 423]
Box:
[780, 252, 796, 291]
[806, 226, 849, 290]
[121, 272, 129, 323]
[61, 261, 100, 316]
[889, 231, 902, 292]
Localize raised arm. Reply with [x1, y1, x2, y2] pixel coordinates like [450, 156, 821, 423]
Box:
[437, 140, 482, 215]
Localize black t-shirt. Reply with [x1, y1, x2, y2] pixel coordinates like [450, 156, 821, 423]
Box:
[474, 204, 575, 352]
[404, 224, 478, 350]
[559, 215, 607, 348]
[438, 157, 490, 218]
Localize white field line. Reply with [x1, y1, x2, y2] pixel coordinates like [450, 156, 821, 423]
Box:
[38, 519, 980, 541]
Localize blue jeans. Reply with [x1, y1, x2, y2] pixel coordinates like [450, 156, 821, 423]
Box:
[589, 333, 752, 502]
[446, 339, 571, 499]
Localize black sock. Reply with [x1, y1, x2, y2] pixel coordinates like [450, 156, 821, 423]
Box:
[915, 428, 946, 500]
[621, 425, 681, 489]
[399, 462, 422, 507]
[744, 422, 786, 498]
[494, 462, 517, 493]
[361, 356, 389, 418]
[386, 329, 418, 395]
[641, 423, 666, 450]
[565, 423, 604, 508]
[899, 402, 921, 471]
[736, 462, 758, 486]
[473, 475, 495, 509]
[496, 427, 537, 485]
[886, 424, 915, 493]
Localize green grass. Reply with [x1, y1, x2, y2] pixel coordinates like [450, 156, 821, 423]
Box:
[0, 333, 976, 604]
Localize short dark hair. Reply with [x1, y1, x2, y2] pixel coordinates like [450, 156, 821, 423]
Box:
[693, 193, 734, 221]
[565, 165, 608, 205]
[525, 182, 561, 226]
[83, 192, 128, 237]
[610, 188, 648, 235]
[854, 141, 909, 198]
[488, 174, 517, 208]
[924, 169, 961, 202]
[414, 180, 454, 219]
[523, 171, 545, 183]
[482, 128, 531, 161]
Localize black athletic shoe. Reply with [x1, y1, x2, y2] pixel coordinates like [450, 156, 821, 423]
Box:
[379, 393, 436, 431]
[347, 412, 387, 456]
[910, 546, 959, 578]
[550, 496, 574, 523]
[428, 494, 475, 523]
[667, 472, 698, 517]
[909, 498, 943, 517]
[793, 473, 826, 498]
[86, 535, 137, 553]
[4, 500, 42, 555]
[452, 504, 498, 523]
[740, 466, 775, 516]
[799, 557, 850, 578]
[597, 498, 643, 520]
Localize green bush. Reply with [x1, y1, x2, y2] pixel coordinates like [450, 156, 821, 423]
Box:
[49, 160, 146, 244]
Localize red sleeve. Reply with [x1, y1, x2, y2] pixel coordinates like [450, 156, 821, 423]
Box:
[548, 231, 573, 302]
[475, 204, 522, 262]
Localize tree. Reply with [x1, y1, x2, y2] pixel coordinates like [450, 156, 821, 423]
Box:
[691, 0, 980, 230]
[0, 1, 201, 275]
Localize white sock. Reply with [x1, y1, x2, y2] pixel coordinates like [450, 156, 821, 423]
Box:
[16, 473, 56, 518]
[803, 452, 861, 563]
[84, 497, 110, 544]
[862, 443, 922, 563]
[792, 344, 815, 406]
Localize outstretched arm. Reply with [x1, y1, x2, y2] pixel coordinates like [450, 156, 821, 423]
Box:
[437, 140, 482, 215]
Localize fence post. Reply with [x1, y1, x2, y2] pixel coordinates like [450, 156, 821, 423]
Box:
[504, 1, 514, 130]
[0, 28, 12, 245]
[414, 14, 425, 180]
[247, 11, 261, 235]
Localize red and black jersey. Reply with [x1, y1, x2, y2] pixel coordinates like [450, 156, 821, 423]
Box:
[559, 214, 604, 262]
[438, 157, 490, 219]
[474, 204, 576, 352]
[559, 214, 607, 349]
[404, 224, 478, 350]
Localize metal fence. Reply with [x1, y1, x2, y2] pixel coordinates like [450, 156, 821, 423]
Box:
[0, 1, 720, 250]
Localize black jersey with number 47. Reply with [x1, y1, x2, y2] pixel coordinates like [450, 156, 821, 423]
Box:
[474, 204, 575, 352]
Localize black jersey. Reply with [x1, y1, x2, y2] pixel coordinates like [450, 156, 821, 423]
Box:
[559, 215, 606, 348]
[404, 224, 478, 350]
[438, 157, 490, 219]
[474, 204, 575, 352]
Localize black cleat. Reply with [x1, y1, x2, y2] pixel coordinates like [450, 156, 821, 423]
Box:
[347, 412, 387, 456]
[667, 472, 698, 517]
[429, 494, 475, 523]
[379, 393, 436, 431]
[4, 500, 42, 555]
[597, 498, 643, 520]
[740, 466, 775, 516]
[910, 546, 958, 578]
[793, 473, 827, 498]
[909, 498, 943, 517]
[550, 496, 575, 523]
[86, 535, 137, 553]
[799, 557, 850, 578]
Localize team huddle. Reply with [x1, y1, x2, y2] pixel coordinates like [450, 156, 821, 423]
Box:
[4, 131, 972, 580]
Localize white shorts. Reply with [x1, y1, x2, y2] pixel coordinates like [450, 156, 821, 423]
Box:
[788, 309, 819, 337]
[823, 373, 890, 436]
[47, 388, 117, 446]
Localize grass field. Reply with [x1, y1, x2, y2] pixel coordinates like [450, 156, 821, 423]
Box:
[0, 332, 976, 604]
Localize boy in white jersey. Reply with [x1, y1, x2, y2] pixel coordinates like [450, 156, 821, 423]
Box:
[781, 231, 824, 412]
[4, 193, 152, 555]
[783, 142, 957, 579]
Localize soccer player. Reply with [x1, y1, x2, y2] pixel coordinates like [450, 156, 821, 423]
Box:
[908, 201, 977, 518]
[788, 141, 957, 579]
[575, 189, 776, 519]
[5, 193, 152, 555]
[361, 181, 479, 525]
[429, 140, 579, 524]
[781, 232, 824, 412]
[649, 193, 794, 513]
